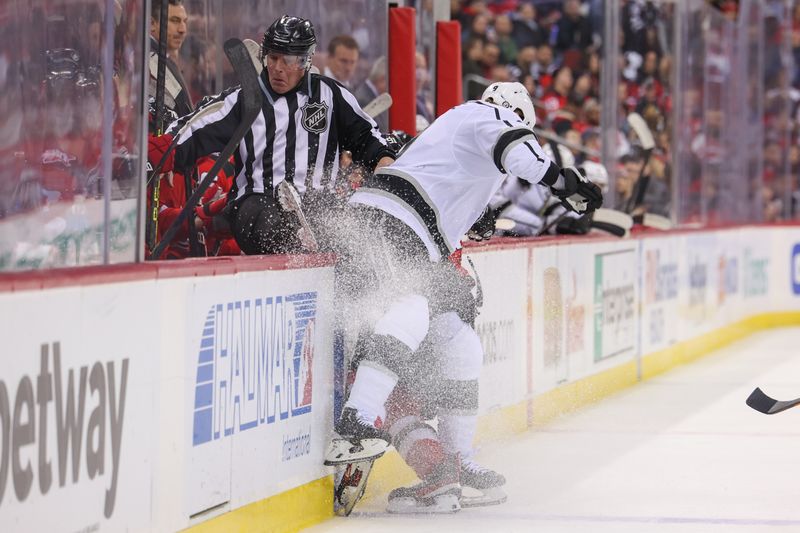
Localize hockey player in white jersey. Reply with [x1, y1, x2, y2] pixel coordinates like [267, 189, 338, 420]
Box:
[332, 81, 603, 513]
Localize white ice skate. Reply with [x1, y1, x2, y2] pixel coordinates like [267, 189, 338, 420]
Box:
[326, 407, 392, 516]
[386, 454, 461, 514]
[331, 456, 378, 516]
[459, 459, 507, 507]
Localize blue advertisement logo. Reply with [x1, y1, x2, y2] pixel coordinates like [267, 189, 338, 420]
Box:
[192, 292, 317, 446]
[792, 244, 800, 295]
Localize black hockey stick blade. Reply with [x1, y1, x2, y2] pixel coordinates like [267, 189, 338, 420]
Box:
[746, 387, 800, 415]
[151, 38, 262, 259]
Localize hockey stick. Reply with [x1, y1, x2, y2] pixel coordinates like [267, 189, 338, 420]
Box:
[242, 38, 263, 75]
[362, 93, 393, 119]
[494, 218, 516, 231]
[146, 0, 171, 252]
[625, 112, 656, 214]
[536, 209, 571, 236]
[746, 387, 800, 415]
[276, 181, 319, 252]
[591, 208, 633, 237]
[151, 38, 262, 259]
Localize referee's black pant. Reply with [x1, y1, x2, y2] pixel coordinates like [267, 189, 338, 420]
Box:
[229, 193, 302, 255]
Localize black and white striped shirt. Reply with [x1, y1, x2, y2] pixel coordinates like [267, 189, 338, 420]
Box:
[169, 71, 391, 201]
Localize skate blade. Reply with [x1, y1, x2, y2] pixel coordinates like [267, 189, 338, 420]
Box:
[459, 486, 508, 508]
[324, 438, 388, 465]
[333, 459, 375, 516]
[386, 493, 461, 514]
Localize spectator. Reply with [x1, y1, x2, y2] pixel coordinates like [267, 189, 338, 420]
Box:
[494, 14, 518, 64]
[530, 43, 556, 97]
[615, 148, 670, 217]
[325, 35, 360, 89]
[149, 0, 193, 118]
[355, 56, 389, 131]
[463, 12, 491, 44]
[621, 0, 658, 57]
[554, 0, 592, 55]
[511, 2, 547, 49]
[520, 72, 537, 97]
[511, 45, 537, 80]
[463, 38, 487, 100]
[463, 37, 485, 78]
[580, 127, 601, 163]
[541, 66, 573, 123]
[415, 51, 435, 125]
[481, 42, 502, 78]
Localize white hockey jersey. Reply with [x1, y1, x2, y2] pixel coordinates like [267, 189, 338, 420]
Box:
[349, 100, 560, 261]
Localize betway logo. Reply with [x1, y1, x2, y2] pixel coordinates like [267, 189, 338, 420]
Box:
[0, 342, 128, 518]
[192, 293, 317, 446]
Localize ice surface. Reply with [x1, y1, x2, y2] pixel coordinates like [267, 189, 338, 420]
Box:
[305, 328, 800, 533]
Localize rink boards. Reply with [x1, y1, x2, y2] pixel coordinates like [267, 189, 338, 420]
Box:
[1, 226, 800, 532]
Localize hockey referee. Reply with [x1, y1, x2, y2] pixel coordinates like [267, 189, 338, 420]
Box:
[148, 15, 394, 255]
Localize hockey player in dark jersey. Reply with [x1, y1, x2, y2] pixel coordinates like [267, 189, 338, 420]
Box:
[147, 15, 393, 255]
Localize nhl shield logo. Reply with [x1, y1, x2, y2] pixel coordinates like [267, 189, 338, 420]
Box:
[302, 101, 328, 134]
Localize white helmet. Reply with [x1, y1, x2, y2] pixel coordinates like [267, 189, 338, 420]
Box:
[481, 82, 536, 128]
[578, 160, 609, 194]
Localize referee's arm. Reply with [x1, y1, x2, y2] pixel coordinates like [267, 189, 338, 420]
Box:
[169, 88, 244, 173]
[331, 84, 394, 170]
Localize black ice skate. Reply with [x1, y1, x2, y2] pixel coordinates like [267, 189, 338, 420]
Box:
[459, 459, 507, 507]
[386, 454, 461, 514]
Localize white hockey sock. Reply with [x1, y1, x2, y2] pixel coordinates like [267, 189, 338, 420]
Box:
[345, 361, 398, 423]
[438, 412, 478, 460]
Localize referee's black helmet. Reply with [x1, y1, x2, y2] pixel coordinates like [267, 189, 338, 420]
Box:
[262, 15, 316, 59]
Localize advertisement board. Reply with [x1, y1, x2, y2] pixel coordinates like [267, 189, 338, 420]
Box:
[0, 282, 158, 532]
[592, 243, 638, 366]
[771, 227, 800, 309]
[679, 233, 719, 339]
[186, 268, 335, 516]
[640, 235, 680, 354]
[466, 248, 528, 414]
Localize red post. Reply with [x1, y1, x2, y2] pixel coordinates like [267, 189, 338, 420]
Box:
[389, 6, 417, 135]
[436, 20, 462, 117]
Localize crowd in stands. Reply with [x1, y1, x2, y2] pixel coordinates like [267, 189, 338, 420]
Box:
[4, 0, 800, 266]
[454, 0, 673, 222]
[451, 0, 800, 225]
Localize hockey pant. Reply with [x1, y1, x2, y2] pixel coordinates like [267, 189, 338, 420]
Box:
[345, 308, 482, 481]
[386, 311, 482, 472]
[227, 192, 303, 255]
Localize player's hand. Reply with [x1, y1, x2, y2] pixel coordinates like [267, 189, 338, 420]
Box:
[148, 133, 175, 174]
[467, 206, 496, 241]
[551, 167, 603, 214]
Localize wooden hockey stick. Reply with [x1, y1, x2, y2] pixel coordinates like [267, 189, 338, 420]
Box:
[362, 92, 393, 119]
[746, 387, 800, 415]
[146, 0, 171, 253]
[625, 112, 656, 214]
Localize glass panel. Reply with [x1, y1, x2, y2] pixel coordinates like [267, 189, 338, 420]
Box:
[0, 0, 145, 271]
[603, 0, 776, 224]
[175, 1, 388, 104]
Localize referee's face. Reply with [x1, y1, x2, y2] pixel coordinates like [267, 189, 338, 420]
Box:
[265, 53, 306, 94]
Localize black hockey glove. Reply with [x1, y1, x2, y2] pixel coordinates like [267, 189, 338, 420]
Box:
[550, 167, 603, 215]
[467, 206, 496, 242]
[555, 213, 592, 235]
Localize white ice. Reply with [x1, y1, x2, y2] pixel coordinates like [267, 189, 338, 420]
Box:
[305, 328, 800, 533]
